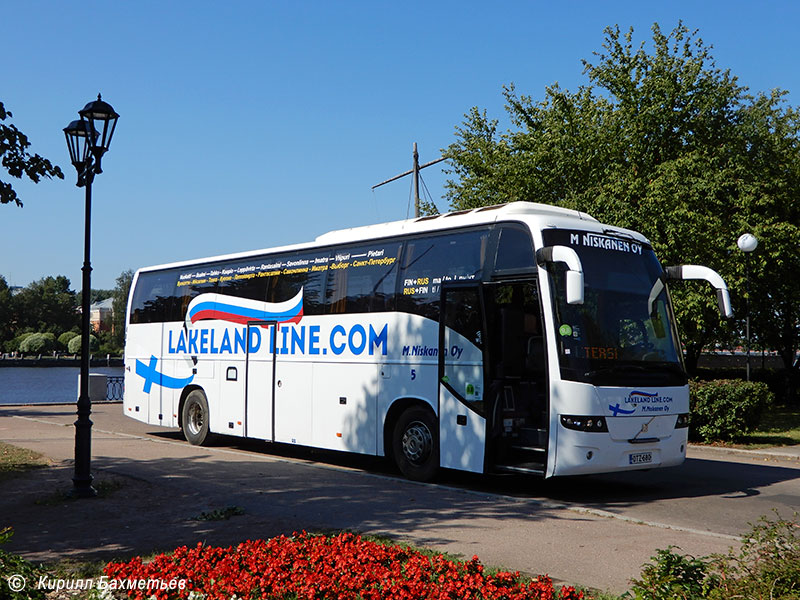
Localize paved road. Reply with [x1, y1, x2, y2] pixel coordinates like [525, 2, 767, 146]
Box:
[1, 403, 798, 594]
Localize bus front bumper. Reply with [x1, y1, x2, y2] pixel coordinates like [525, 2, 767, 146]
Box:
[552, 426, 688, 477]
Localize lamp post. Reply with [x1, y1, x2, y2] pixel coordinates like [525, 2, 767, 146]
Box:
[64, 94, 118, 498]
[737, 233, 758, 382]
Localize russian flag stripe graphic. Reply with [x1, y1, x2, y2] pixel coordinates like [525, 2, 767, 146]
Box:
[185, 289, 304, 327]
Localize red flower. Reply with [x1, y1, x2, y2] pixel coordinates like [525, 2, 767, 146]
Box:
[103, 532, 583, 600]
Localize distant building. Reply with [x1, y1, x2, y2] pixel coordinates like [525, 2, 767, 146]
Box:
[90, 298, 114, 332]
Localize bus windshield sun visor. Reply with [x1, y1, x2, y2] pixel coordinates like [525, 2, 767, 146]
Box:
[663, 265, 733, 319]
[536, 245, 584, 305]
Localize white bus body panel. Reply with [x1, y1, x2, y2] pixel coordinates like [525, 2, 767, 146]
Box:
[439, 384, 485, 473]
[123, 322, 163, 424]
[219, 357, 246, 437]
[126, 310, 461, 461]
[275, 362, 313, 446]
[376, 360, 439, 458]
[439, 325, 486, 474]
[311, 363, 377, 453]
[549, 379, 689, 476]
[246, 356, 274, 441]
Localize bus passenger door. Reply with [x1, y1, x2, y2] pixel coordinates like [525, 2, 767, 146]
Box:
[438, 284, 487, 473]
[482, 280, 549, 476]
[245, 321, 276, 441]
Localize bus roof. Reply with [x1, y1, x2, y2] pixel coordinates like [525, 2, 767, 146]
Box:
[315, 201, 597, 245]
[136, 201, 600, 274]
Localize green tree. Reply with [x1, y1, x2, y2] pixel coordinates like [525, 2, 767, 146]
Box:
[1, 101, 64, 207]
[12, 276, 78, 335]
[5, 332, 34, 354]
[89, 289, 113, 304]
[0, 275, 13, 347]
[111, 269, 133, 351]
[57, 330, 79, 351]
[68, 333, 98, 354]
[732, 95, 800, 378]
[19, 332, 57, 354]
[444, 22, 800, 377]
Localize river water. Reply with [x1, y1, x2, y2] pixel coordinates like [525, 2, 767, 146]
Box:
[0, 367, 124, 405]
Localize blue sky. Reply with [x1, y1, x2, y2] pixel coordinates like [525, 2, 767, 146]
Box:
[2, 1, 799, 290]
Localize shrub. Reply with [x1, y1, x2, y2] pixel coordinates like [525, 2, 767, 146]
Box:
[626, 513, 800, 600]
[0, 527, 45, 600]
[707, 512, 800, 600]
[4, 332, 34, 353]
[627, 546, 712, 600]
[57, 331, 79, 350]
[18, 333, 57, 355]
[689, 379, 773, 442]
[67, 334, 98, 354]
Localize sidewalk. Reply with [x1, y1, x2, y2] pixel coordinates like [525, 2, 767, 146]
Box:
[689, 442, 800, 461]
[1, 403, 797, 594]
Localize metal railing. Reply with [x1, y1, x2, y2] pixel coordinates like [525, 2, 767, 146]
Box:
[107, 376, 125, 401]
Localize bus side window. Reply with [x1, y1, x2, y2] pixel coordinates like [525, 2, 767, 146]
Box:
[218, 259, 269, 303]
[494, 225, 535, 272]
[443, 287, 483, 348]
[398, 229, 489, 321]
[130, 270, 179, 324]
[326, 243, 401, 314]
[267, 251, 327, 315]
[173, 268, 219, 322]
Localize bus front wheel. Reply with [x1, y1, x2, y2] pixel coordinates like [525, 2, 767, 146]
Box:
[392, 406, 439, 482]
[182, 390, 211, 446]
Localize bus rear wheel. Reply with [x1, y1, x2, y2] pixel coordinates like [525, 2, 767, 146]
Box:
[182, 390, 211, 446]
[392, 406, 439, 482]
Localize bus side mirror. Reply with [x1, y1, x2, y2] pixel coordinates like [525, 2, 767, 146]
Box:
[665, 265, 733, 319]
[566, 271, 584, 306]
[537, 246, 584, 305]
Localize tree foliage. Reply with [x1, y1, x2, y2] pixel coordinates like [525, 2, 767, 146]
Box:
[111, 269, 133, 350]
[0, 100, 64, 207]
[0, 276, 13, 344]
[444, 22, 800, 374]
[68, 333, 98, 354]
[57, 330, 79, 350]
[19, 332, 57, 354]
[0, 271, 130, 356]
[9, 276, 78, 336]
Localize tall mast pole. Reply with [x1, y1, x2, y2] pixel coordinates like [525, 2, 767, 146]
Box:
[372, 142, 446, 218]
[413, 142, 420, 218]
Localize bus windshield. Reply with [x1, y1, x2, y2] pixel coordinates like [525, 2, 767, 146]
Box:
[542, 229, 686, 387]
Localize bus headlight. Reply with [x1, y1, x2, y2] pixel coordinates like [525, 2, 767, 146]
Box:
[675, 413, 690, 429]
[560, 415, 608, 432]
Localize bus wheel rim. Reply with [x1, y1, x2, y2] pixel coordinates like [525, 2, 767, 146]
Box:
[402, 420, 432, 465]
[188, 402, 204, 435]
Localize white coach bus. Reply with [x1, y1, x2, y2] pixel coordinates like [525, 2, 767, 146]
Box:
[124, 201, 731, 480]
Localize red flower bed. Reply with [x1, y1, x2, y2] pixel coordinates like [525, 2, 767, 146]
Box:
[104, 532, 583, 600]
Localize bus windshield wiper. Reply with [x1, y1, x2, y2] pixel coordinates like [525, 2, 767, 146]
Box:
[584, 364, 648, 378]
[584, 362, 686, 380]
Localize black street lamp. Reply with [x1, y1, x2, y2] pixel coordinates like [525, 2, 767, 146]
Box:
[64, 94, 119, 498]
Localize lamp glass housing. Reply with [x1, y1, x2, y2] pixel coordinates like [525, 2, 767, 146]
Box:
[737, 233, 758, 253]
[63, 119, 98, 185]
[63, 120, 94, 166]
[79, 94, 119, 171]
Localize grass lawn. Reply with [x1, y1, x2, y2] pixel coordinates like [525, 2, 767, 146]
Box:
[0, 441, 50, 480]
[735, 406, 800, 448]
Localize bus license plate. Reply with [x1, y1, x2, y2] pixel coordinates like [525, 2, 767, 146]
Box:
[629, 452, 653, 465]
